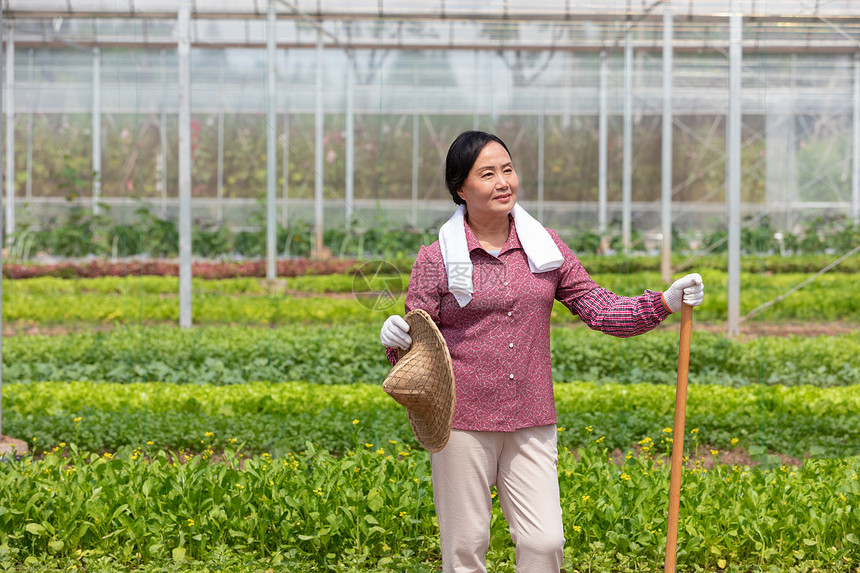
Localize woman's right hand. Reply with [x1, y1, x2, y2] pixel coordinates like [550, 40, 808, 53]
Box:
[380, 315, 412, 350]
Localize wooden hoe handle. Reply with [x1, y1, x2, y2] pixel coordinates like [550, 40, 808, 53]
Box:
[664, 303, 693, 573]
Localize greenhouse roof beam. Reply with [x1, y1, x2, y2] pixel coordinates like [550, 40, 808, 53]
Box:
[9, 0, 860, 22]
[9, 36, 860, 55]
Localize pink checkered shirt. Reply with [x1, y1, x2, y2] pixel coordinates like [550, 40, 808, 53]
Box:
[386, 216, 671, 432]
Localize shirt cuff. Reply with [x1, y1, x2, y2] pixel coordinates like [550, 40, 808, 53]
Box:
[385, 346, 399, 366]
[660, 291, 673, 314]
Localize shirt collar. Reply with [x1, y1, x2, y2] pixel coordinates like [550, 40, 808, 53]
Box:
[463, 212, 523, 255]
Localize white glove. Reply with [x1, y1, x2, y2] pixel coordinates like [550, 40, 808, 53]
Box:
[380, 315, 412, 350]
[663, 273, 704, 313]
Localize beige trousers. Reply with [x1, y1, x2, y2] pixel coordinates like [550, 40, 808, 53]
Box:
[429, 424, 565, 573]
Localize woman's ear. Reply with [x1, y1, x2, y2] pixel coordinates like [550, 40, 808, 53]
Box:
[457, 188, 465, 202]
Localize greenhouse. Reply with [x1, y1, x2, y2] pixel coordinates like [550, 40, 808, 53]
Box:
[0, 2, 858, 572]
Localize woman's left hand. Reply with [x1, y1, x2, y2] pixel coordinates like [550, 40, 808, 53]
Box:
[663, 273, 704, 313]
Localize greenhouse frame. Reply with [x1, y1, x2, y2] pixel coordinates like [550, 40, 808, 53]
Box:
[3, 1, 860, 334]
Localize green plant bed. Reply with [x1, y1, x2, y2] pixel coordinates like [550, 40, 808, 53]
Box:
[0, 441, 856, 572]
[5, 267, 860, 324]
[4, 325, 860, 388]
[4, 381, 858, 458]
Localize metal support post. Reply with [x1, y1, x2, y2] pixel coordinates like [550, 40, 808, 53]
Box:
[5, 22, 13, 240]
[661, 13, 673, 283]
[599, 49, 608, 235]
[217, 50, 225, 225]
[266, 0, 277, 281]
[622, 30, 633, 254]
[92, 46, 101, 214]
[25, 49, 32, 209]
[159, 49, 168, 218]
[177, 0, 193, 328]
[727, 2, 743, 337]
[282, 111, 290, 228]
[345, 54, 354, 226]
[853, 52, 860, 223]
[537, 109, 545, 222]
[314, 29, 324, 256]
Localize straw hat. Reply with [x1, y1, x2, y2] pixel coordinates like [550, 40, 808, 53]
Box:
[382, 309, 456, 453]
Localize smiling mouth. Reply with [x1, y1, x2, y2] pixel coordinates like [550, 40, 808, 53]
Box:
[494, 193, 512, 201]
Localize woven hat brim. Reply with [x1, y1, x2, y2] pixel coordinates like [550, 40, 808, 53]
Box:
[382, 309, 456, 453]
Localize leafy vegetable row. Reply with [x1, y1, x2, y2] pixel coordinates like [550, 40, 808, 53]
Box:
[5, 325, 859, 388]
[5, 381, 858, 457]
[4, 269, 860, 323]
[1, 440, 856, 571]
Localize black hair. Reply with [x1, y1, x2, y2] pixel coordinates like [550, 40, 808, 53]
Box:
[444, 131, 512, 205]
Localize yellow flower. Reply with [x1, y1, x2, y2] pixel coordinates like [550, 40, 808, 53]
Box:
[376, 449, 385, 455]
[365, 443, 373, 448]
[731, 438, 739, 446]
[690, 428, 699, 434]
[710, 449, 719, 456]
[662, 427, 672, 434]
[74, 417, 82, 423]
[352, 419, 360, 425]
[581, 495, 590, 502]
[147, 441, 154, 445]
[595, 436, 605, 443]
[585, 426, 593, 433]
[204, 432, 214, 438]
[572, 525, 582, 533]
[187, 519, 195, 526]
[620, 473, 631, 481]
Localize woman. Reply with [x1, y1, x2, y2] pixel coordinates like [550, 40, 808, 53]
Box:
[380, 130, 704, 572]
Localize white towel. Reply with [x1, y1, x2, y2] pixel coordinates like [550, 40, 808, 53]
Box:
[438, 204, 564, 307]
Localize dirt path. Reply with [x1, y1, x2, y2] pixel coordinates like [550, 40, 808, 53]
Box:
[4, 319, 858, 338]
[692, 321, 859, 338]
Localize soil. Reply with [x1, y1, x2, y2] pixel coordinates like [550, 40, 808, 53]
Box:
[5, 318, 858, 339]
[693, 320, 860, 339]
[0, 435, 28, 457]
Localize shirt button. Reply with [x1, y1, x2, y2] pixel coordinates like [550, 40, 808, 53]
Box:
[507, 311, 512, 317]
[509, 374, 514, 379]
[503, 281, 509, 286]
[509, 343, 514, 348]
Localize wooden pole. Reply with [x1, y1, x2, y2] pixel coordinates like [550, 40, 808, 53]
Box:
[664, 303, 693, 573]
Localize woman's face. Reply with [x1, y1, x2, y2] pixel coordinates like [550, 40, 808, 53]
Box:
[456, 141, 519, 220]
